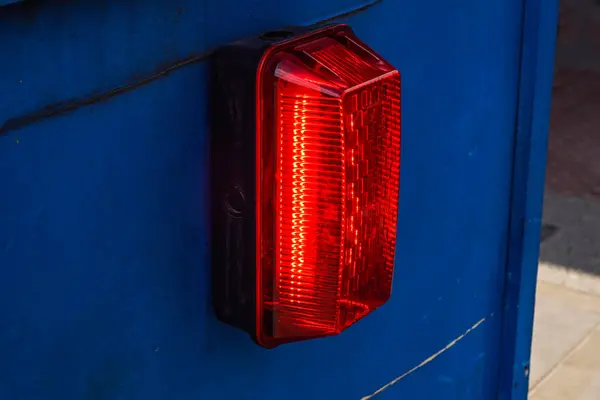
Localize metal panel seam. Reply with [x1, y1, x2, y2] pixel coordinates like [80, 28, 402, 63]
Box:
[497, 0, 559, 397]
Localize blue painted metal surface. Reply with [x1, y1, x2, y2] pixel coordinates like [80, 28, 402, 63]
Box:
[0, 0, 23, 7]
[0, 0, 557, 399]
[499, 0, 560, 397]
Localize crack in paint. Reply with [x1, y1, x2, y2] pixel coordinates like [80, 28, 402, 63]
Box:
[0, 0, 383, 135]
[360, 316, 488, 400]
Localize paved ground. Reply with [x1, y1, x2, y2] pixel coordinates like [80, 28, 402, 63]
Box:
[529, 0, 600, 397]
[530, 282, 600, 399]
[531, 192, 600, 399]
[539, 192, 600, 295]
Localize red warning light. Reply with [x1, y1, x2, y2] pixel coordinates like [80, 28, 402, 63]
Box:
[255, 25, 401, 347]
[210, 24, 400, 348]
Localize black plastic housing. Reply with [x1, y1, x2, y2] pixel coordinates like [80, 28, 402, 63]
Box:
[209, 26, 311, 342]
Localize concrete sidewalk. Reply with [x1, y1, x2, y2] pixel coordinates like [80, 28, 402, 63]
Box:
[529, 190, 600, 399]
[530, 282, 600, 399]
[538, 192, 600, 296]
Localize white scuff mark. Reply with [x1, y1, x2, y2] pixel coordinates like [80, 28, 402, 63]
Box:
[360, 316, 488, 400]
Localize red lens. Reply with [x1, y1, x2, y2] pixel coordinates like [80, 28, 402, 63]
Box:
[256, 25, 401, 346]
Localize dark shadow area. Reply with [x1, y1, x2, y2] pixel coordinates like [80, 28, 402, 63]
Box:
[540, 224, 559, 243]
[539, 0, 600, 277]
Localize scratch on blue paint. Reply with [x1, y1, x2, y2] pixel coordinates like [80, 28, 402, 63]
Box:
[360, 316, 489, 400]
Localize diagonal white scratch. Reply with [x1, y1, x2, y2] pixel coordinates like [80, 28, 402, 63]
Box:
[360, 317, 488, 400]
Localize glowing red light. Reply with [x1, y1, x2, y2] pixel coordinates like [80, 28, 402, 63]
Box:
[256, 25, 401, 347]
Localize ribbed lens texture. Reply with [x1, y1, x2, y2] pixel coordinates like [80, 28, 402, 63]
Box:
[276, 89, 345, 337]
[260, 31, 401, 343]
